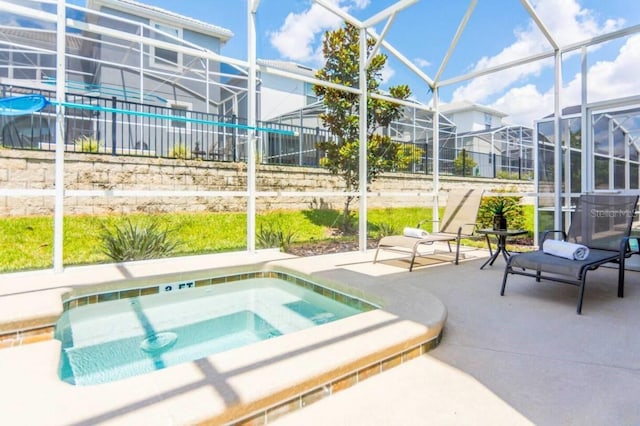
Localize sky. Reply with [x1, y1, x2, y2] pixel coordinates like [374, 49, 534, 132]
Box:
[11, 0, 640, 128]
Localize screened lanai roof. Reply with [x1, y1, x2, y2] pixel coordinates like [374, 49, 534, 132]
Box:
[456, 125, 534, 152]
[0, 0, 639, 270]
[268, 99, 456, 140]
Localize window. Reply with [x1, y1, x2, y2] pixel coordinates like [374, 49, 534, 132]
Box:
[484, 112, 492, 130]
[304, 82, 319, 106]
[167, 102, 191, 132]
[151, 22, 181, 68]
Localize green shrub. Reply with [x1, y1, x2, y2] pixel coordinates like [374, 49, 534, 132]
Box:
[372, 222, 398, 239]
[168, 144, 189, 159]
[74, 135, 101, 153]
[256, 223, 296, 251]
[453, 151, 477, 176]
[100, 219, 180, 262]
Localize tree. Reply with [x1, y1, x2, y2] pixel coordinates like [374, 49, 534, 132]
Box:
[453, 150, 477, 176]
[314, 23, 412, 232]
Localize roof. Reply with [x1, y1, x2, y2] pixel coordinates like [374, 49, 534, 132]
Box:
[543, 105, 582, 118]
[87, 0, 234, 43]
[0, 27, 84, 50]
[457, 125, 533, 138]
[439, 101, 508, 118]
[257, 59, 316, 77]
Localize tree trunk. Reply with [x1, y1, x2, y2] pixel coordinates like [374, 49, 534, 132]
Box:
[342, 195, 355, 233]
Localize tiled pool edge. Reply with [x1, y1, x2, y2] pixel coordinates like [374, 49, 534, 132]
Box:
[0, 324, 55, 349]
[0, 268, 378, 349]
[60, 270, 378, 313]
[220, 332, 443, 426]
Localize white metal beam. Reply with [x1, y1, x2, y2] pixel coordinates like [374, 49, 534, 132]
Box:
[433, 0, 477, 85]
[439, 49, 555, 88]
[520, 0, 559, 50]
[257, 64, 361, 96]
[250, 0, 260, 14]
[54, 0, 65, 272]
[561, 24, 640, 53]
[247, 3, 258, 252]
[439, 23, 640, 89]
[553, 50, 563, 230]
[365, 13, 396, 69]
[314, 0, 364, 28]
[358, 27, 368, 252]
[366, 28, 435, 88]
[362, 0, 418, 28]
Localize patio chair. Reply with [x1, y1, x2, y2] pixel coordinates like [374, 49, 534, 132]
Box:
[373, 189, 483, 271]
[500, 194, 639, 314]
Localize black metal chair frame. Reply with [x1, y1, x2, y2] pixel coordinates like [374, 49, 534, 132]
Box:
[500, 194, 639, 314]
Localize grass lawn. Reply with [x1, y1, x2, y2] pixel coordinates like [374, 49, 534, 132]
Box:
[0, 205, 534, 273]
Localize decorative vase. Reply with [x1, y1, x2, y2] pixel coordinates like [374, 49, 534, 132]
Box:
[493, 214, 507, 231]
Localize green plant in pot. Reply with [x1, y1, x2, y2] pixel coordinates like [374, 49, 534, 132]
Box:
[484, 196, 517, 230]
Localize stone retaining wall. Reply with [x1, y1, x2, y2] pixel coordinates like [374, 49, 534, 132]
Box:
[0, 150, 534, 216]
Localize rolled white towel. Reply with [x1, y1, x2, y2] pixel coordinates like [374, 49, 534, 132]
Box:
[403, 227, 429, 238]
[542, 239, 590, 261]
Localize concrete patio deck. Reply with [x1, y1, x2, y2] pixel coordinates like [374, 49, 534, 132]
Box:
[0, 244, 638, 425]
[272, 249, 640, 425]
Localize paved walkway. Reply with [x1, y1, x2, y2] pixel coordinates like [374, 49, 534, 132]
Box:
[272, 252, 640, 425]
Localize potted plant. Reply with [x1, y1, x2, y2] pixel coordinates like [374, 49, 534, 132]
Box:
[484, 196, 516, 230]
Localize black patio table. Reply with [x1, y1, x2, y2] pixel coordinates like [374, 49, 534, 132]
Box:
[476, 228, 528, 270]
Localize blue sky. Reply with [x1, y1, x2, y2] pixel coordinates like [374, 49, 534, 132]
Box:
[137, 0, 640, 127]
[9, 0, 640, 127]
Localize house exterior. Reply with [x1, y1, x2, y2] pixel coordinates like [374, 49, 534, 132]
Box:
[437, 101, 534, 178]
[0, 0, 244, 157]
[0, 0, 530, 178]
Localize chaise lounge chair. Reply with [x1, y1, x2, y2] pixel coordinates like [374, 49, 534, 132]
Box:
[500, 193, 639, 314]
[373, 189, 483, 271]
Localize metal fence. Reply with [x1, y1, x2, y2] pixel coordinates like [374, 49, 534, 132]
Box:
[0, 84, 534, 179]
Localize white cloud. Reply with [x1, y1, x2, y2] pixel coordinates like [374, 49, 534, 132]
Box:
[490, 34, 640, 127]
[268, 3, 342, 63]
[379, 64, 395, 84]
[491, 84, 551, 126]
[451, 0, 626, 104]
[413, 58, 431, 68]
[268, 0, 373, 64]
[351, 0, 371, 9]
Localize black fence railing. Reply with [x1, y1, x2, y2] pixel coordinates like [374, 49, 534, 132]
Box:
[0, 84, 534, 179]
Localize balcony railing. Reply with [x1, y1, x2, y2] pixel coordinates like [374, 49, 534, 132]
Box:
[0, 84, 534, 180]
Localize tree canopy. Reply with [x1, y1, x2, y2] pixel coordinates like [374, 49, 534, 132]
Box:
[314, 23, 413, 231]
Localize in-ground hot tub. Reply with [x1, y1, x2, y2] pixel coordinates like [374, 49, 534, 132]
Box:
[55, 270, 378, 385]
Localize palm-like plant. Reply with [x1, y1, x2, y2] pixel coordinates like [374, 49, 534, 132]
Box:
[479, 196, 522, 230]
[484, 196, 517, 216]
[100, 219, 180, 262]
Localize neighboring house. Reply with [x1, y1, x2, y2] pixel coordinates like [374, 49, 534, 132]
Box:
[257, 60, 319, 122]
[439, 101, 534, 178]
[439, 100, 506, 133]
[0, 0, 529, 177]
[0, 0, 246, 156]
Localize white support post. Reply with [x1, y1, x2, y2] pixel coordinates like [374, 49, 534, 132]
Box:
[432, 88, 441, 231]
[53, 0, 66, 272]
[139, 24, 144, 146]
[553, 49, 563, 230]
[247, 1, 258, 252]
[358, 27, 368, 252]
[580, 47, 590, 193]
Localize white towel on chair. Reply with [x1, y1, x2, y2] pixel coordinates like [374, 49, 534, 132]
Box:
[542, 239, 590, 261]
[403, 227, 429, 238]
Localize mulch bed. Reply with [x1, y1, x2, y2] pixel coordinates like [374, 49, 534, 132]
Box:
[285, 236, 536, 257]
[285, 239, 379, 257]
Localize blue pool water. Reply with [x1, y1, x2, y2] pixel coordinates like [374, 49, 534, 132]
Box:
[55, 276, 370, 385]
